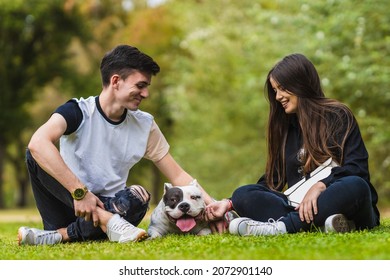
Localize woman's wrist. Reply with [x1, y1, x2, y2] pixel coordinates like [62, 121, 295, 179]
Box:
[223, 198, 233, 211]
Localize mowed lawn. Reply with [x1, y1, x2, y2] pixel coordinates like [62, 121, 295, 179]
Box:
[0, 208, 389, 260]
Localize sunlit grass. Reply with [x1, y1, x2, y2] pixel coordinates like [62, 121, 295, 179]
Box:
[1, 210, 389, 260]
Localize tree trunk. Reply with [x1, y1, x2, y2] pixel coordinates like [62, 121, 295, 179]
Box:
[0, 139, 5, 208]
[151, 164, 162, 205]
[14, 139, 29, 207]
[16, 165, 29, 207]
[6, 138, 30, 207]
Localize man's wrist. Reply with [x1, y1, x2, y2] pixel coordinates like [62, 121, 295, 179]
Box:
[71, 185, 89, 200]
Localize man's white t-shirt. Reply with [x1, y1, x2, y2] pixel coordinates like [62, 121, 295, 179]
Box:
[57, 96, 169, 196]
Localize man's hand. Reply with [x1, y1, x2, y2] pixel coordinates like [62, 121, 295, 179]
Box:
[74, 192, 105, 227]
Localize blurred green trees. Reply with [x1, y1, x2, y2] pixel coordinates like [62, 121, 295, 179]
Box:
[164, 0, 390, 203]
[0, 0, 88, 207]
[0, 0, 389, 209]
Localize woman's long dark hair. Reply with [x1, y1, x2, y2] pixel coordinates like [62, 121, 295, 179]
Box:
[264, 53, 354, 190]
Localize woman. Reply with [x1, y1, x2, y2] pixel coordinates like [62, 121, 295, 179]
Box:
[206, 53, 380, 235]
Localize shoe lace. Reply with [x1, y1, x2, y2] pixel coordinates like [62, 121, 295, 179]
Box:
[34, 230, 61, 245]
[246, 218, 282, 235]
[110, 217, 135, 234]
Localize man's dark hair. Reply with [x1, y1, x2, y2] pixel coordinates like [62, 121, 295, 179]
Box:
[100, 45, 160, 87]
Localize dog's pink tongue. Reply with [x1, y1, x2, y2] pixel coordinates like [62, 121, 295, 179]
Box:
[176, 216, 196, 232]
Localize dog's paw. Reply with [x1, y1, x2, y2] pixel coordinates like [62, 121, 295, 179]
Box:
[147, 228, 164, 239]
[197, 227, 212, 236]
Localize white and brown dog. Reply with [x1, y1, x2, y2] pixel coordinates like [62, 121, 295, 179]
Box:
[147, 180, 211, 239]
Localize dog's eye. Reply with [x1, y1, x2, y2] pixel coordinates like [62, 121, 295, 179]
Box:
[191, 195, 201, 200]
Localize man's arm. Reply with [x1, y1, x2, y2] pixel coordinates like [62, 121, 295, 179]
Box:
[28, 113, 84, 191]
[153, 152, 215, 205]
[28, 113, 104, 226]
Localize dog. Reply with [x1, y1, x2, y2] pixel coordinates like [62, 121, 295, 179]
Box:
[147, 180, 211, 239]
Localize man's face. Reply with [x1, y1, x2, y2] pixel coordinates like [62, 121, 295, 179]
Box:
[115, 71, 152, 111]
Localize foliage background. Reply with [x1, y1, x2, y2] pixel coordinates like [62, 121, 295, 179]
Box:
[0, 0, 389, 213]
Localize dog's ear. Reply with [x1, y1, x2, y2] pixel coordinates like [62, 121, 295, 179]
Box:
[164, 183, 173, 194]
[190, 179, 198, 187]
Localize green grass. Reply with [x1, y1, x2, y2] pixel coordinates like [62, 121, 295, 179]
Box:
[1, 209, 390, 260]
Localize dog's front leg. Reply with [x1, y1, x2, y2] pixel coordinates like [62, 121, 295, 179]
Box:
[147, 227, 165, 239]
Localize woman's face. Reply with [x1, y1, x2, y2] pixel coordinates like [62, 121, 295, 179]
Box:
[270, 77, 298, 114]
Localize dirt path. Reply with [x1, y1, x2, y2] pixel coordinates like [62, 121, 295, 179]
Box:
[0, 208, 41, 222]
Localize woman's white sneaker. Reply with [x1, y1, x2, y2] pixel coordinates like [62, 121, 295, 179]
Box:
[324, 214, 355, 233]
[229, 217, 287, 236]
[106, 214, 147, 243]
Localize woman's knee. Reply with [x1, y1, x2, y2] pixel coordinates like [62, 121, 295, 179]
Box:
[231, 184, 270, 212]
[335, 176, 370, 196]
[232, 184, 255, 203]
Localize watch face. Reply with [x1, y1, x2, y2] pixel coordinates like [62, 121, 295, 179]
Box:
[74, 188, 85, 198]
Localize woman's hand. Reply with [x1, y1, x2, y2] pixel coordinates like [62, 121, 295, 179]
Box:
[205, 200, 232, 233]
[209, 220, 228, 234]
[205, 200, 231, 222]
[296, 181, 326, 223]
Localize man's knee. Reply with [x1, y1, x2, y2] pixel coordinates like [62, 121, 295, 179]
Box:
[129, 185, 150, 204]
[106, 185, 150, 216]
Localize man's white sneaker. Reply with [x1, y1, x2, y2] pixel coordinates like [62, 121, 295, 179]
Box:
[324, 214, 355, 233]
[229, 217, 287, 236]
[106, 214, 147, 243]
[18, 227, 62, 245]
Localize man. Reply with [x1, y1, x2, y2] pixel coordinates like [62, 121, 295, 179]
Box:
[18, 45, 220, 245]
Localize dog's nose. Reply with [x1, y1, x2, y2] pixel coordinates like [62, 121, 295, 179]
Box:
[178, 202, 190, 213]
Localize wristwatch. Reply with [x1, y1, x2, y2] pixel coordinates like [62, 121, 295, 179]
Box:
[71, 186, 88, 200]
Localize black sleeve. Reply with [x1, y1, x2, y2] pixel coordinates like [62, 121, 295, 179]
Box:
[53, 99, 83, 135]
[321, 117, 371, 186]
[257, 170, 286, 192]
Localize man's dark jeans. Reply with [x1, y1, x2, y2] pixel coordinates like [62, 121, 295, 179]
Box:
[26, 149, 149, 241]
